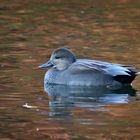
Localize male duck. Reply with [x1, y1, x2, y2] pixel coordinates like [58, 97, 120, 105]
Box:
[39, 48, 140, 86]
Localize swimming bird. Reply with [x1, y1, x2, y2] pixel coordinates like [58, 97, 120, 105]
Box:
[39, 48, 140, 86]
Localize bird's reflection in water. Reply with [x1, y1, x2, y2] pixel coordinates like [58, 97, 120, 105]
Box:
[44, 84, 136, 118]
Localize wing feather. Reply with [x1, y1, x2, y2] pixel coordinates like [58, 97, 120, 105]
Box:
[70, 59, 134, 76]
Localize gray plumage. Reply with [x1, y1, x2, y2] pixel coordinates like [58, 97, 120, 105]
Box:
[39, 48, 140, 86]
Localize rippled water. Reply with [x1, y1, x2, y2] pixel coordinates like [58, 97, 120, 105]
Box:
[0, 0, 140, 139]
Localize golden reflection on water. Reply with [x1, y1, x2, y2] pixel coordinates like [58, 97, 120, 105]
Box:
[0, 0, 140, 139]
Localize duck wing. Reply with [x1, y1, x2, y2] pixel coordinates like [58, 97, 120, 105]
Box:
[70, 59, 136, 77]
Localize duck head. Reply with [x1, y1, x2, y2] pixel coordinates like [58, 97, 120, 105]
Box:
[38, 48, 76, 70]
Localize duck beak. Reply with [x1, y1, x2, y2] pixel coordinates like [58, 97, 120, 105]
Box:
[38, 60, 54, 68]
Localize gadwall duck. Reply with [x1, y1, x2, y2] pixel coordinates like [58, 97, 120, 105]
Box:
[39, 48, 140, 86]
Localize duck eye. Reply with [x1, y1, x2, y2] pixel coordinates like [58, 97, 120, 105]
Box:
[55, 56, 61, 59]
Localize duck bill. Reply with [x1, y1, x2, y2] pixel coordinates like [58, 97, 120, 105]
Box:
[38, 60, 54, 68]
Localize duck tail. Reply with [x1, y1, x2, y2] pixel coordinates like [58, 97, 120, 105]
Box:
[136, 72, 140, 75]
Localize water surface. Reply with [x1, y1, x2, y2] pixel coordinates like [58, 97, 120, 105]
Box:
[0, 0, 140, 139]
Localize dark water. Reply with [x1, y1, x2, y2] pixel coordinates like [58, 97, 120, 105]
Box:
[0, 0, 140, 139]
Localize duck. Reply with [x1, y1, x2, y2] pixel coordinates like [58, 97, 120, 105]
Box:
[39, 48, 140, 86]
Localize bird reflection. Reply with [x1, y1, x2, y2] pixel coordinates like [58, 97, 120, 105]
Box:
[45, 84, 136, 101]
[44, 84, 136, 117]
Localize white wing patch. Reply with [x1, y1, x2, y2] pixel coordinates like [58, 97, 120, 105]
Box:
[103, 65, 131, 76]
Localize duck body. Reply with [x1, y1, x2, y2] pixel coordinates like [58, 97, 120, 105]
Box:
[44, 59, 121, 86]
[39, 48, 139, 86]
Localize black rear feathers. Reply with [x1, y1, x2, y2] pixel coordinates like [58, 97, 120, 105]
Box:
[113, 71, 136, 84]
